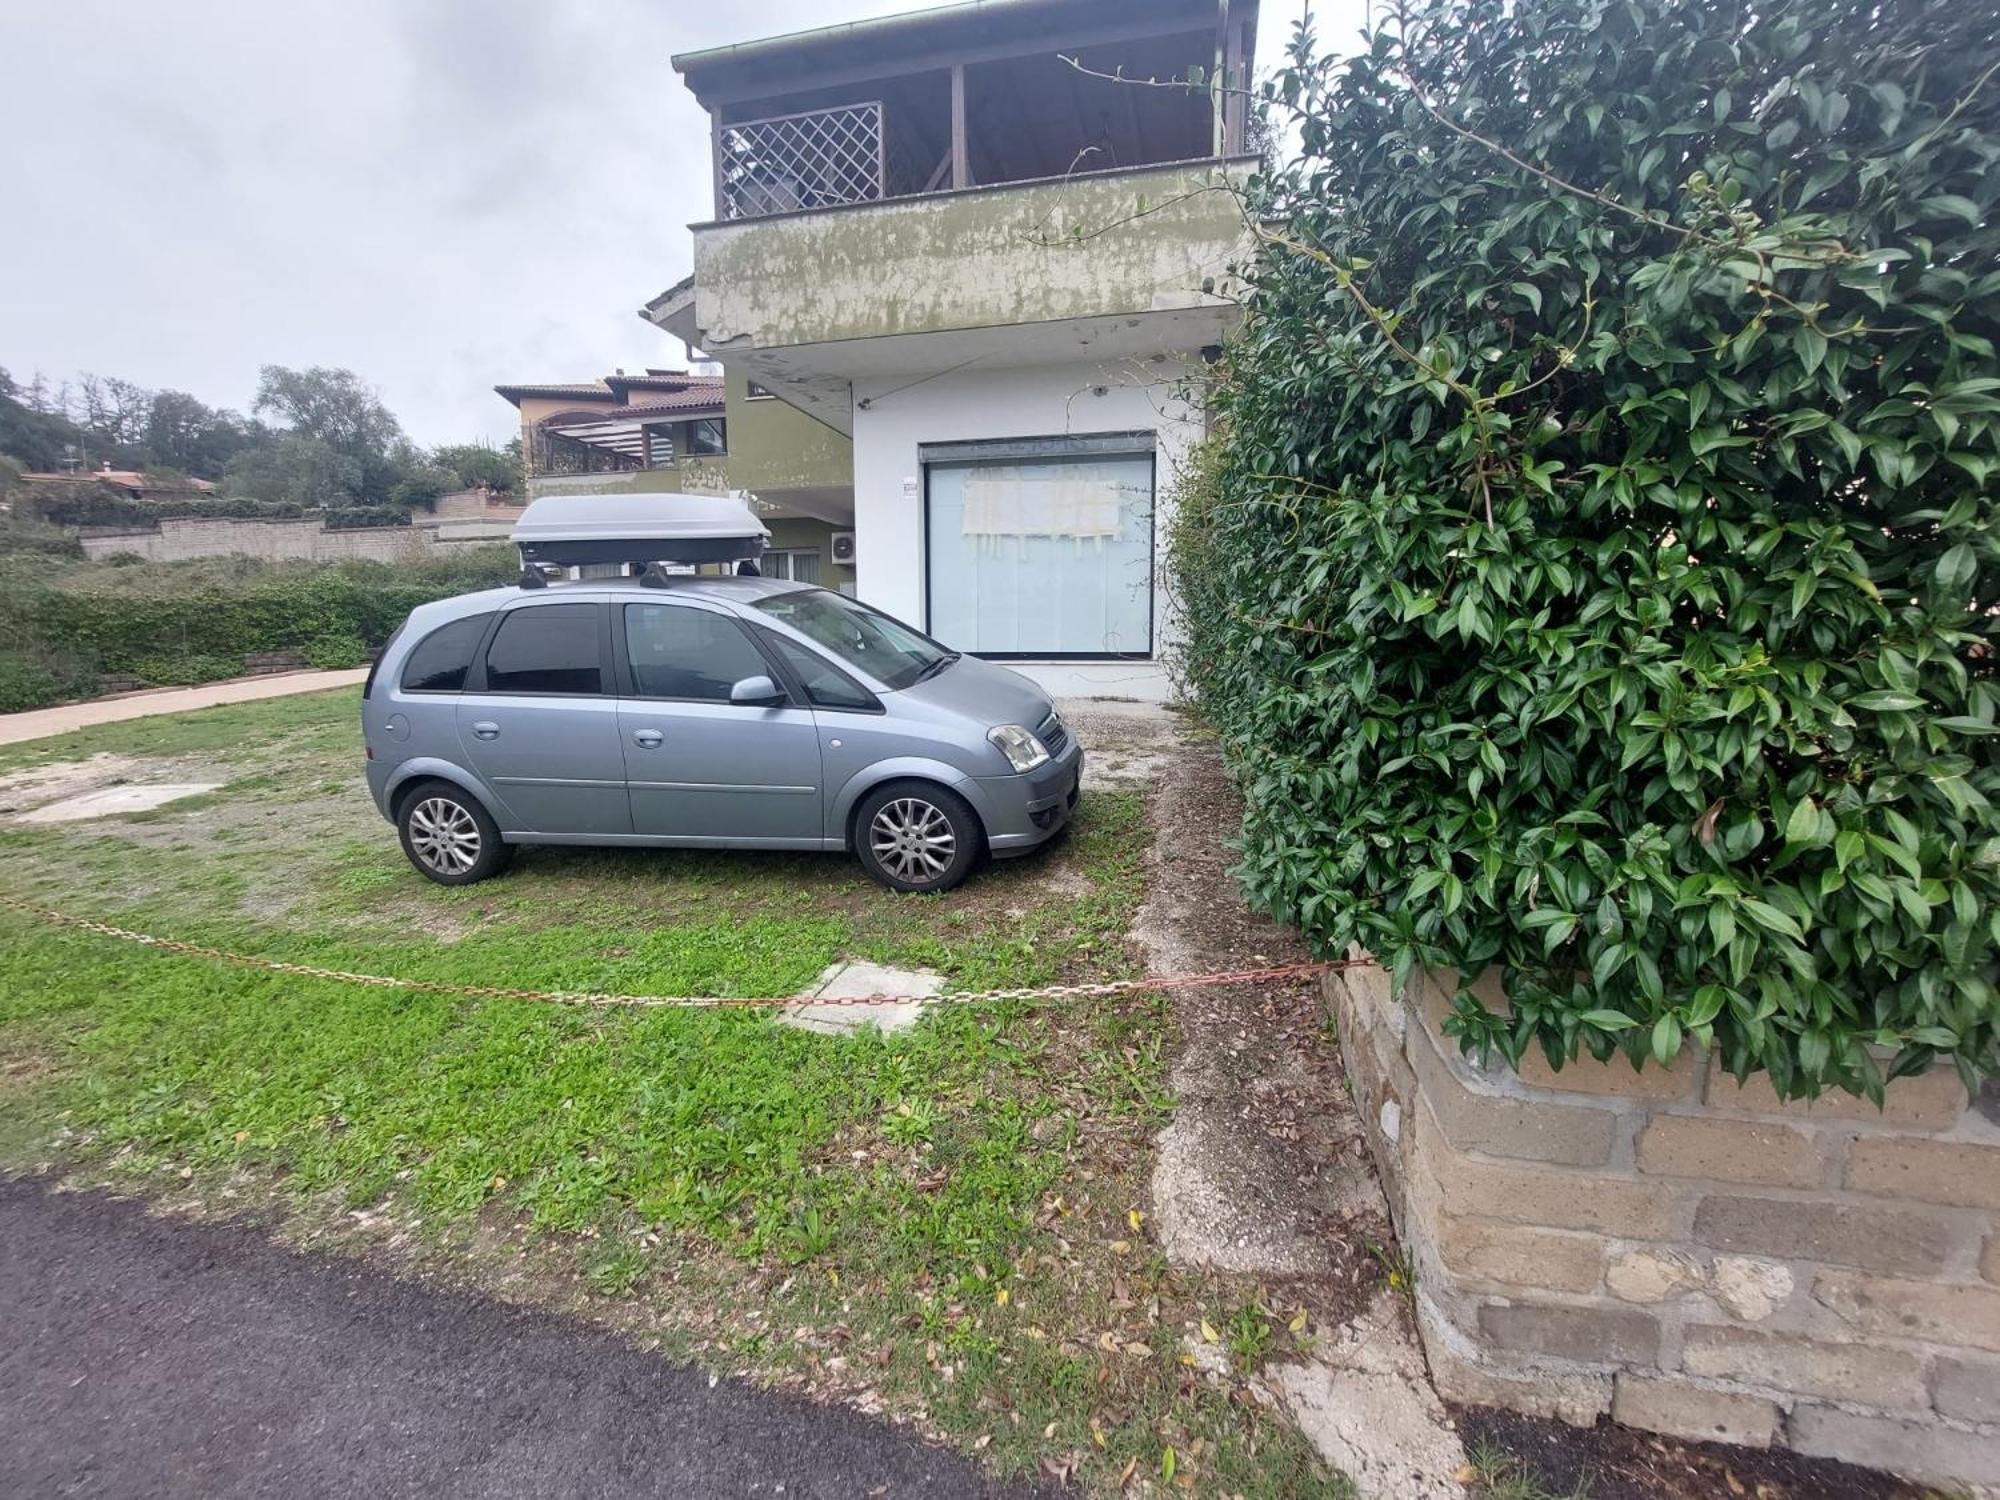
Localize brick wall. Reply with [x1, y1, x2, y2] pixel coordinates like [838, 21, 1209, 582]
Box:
[1326, 962, 2000, 1488]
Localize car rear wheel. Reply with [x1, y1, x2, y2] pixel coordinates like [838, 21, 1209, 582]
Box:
[397, 781, 512, 886]
[854, 781, 982, 894]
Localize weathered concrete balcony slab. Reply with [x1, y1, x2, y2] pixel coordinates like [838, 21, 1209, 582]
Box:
[672, 157, 1258, 431]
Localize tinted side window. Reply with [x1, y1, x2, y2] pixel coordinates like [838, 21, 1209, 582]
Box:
[483, 604, 604, 694]
[767, 633, 876, 711]
[399, 613, 492, 693]
[624, 603, 770, 702]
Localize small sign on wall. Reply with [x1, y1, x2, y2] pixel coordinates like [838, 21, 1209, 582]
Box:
[901, 476, 918, 501]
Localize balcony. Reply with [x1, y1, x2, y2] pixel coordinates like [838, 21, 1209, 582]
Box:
[657, 0, 1259, 429]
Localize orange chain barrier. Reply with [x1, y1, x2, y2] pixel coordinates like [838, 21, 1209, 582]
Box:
[0, 892, 1364, 1011]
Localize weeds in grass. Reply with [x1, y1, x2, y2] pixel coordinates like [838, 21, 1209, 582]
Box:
[1225, 1302, 1275, 1368]
[1464, 1440, 1594, 1500]
[587, 1242, 651, 1297]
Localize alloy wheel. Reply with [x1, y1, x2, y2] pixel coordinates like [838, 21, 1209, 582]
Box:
[868, 796, 957, 883]
[408, 796, 481, 876]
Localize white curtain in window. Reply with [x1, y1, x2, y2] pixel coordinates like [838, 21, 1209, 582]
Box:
[926, 452, 1153, 655]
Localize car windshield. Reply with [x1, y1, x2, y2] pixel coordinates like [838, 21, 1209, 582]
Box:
[752, 588, 953, 691]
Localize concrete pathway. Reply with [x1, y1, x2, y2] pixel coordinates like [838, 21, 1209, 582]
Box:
[0, 669, 366, 746]
[0, 1178, 1024, 1500]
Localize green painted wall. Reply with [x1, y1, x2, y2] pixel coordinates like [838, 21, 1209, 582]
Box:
[723, 369, 852, 492]
[764, 515, 854, 589]
[692, 159, 1256, 350]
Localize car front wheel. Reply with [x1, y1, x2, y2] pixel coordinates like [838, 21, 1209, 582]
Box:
[397, 781, 513, 886]
[854, 781, 982, 894]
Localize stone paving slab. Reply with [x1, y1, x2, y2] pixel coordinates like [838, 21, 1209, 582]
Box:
[15, 783, 223, 823]
[780, 960, 943, 1036]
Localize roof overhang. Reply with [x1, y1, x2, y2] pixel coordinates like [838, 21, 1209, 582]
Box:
[672, 0, 1253, 109]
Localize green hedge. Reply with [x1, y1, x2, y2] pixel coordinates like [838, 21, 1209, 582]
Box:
[1177, 0, 1999, 1098]
[32, 487, 307, 528]
[29, 489, 410, 530]
[322, 506, 411, 530]
[0, 549, 517, 709]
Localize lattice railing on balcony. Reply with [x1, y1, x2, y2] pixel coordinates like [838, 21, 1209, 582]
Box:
[718, 102, 884, 219]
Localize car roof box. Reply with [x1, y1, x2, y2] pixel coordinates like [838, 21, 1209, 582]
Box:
[512, 492, 771, 567]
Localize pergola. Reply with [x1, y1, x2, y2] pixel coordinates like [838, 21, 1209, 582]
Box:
[532, 398, 725, 475]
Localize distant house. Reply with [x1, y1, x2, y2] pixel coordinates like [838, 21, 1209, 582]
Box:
[20, 462, 217, 500]
[644, 0, 1259, 701]
[496, 367, 856, 591]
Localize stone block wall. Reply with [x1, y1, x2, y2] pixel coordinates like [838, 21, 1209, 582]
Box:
[78, 517, 505, 565]
[1325, 962, 2000, 1488]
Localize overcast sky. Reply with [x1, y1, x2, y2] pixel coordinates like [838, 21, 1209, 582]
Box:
[0, 1, 1362, 448]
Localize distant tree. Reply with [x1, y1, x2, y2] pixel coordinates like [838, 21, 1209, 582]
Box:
[0, 373, 90, 472]
[75, 373, 154, 449]
[252, 365, 412, 502]
[223, 433, 362, 509]
[144, 390, 251, 479]
[388, 464, 454, 512]
[429, 441, 516, 492]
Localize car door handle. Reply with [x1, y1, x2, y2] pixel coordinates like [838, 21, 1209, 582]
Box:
[471, 721, 500, 740]
[631, 729, 664, 748]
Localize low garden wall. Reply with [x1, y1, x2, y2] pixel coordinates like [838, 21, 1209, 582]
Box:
[1325, 963, 2000, 1488]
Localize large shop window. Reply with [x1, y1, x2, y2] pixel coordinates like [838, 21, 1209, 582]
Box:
[923, 435, 1154, 658]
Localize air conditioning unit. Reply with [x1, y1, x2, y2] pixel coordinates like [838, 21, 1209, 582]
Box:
[831, 531, 856, 566]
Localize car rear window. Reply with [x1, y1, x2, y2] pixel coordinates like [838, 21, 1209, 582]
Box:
[399, 613, 493, 694]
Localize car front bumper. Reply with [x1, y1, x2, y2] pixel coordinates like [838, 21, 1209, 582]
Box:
[974, 741, 1084, 856]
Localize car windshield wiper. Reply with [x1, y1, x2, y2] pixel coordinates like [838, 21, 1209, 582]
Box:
[913, 652, 960, 683]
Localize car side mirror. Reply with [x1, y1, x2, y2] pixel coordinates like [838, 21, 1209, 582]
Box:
[730, 673, 785, 706]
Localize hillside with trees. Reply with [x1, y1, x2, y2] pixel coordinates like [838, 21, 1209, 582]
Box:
[0, 363, 516, 518]
[0, 362, 522, 709]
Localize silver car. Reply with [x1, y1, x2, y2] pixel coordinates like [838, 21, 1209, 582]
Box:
[362, 575, 1083, 893]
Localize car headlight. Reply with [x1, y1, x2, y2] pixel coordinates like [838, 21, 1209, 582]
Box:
[988, 723, 1050, 772]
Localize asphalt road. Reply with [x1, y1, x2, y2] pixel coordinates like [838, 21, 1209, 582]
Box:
[0, 1178, 1028, 1499]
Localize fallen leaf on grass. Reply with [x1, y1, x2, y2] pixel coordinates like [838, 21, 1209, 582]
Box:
[1201, 1319, 1220, 1343]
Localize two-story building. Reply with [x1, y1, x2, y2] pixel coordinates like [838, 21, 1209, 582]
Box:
[644, 0, 1259, 700]
[497, 366, 856, 589]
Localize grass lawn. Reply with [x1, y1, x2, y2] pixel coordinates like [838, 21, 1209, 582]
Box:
[0, 689, 1346, 1496]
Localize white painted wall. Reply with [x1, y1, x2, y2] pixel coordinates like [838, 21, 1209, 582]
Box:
[849, 358, 1204, 703]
